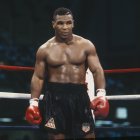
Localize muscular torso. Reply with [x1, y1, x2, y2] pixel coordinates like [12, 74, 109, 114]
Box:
[44, 35, 89, 84]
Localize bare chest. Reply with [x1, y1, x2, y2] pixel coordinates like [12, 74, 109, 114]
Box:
[46, 44, 86, 66]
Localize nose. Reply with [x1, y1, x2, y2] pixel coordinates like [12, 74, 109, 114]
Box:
[62, 24, 68, 29]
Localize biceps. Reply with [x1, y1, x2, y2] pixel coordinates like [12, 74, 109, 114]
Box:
[87, 55, 102, 73]
[34, 60, 46, 79]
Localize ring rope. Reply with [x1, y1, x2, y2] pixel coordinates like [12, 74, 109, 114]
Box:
[0, 125, 140, 130]
[0, 65, 140, 73]
[0, 92, 140, 100]
[0, 65, 34, 71]
[0, 125, 39, 130]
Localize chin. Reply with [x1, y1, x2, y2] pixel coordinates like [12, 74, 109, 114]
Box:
[61, 35, 69, 39]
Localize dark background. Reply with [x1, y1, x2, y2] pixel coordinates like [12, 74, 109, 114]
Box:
[0, 0, 140, 139]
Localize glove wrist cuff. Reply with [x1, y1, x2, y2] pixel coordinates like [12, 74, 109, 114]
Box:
[96, 89, 106, 97]
[29, 98, 39, 107]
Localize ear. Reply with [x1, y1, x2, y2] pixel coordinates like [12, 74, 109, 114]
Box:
[52, 21, 55, 29]
[72, 20, 74, 28]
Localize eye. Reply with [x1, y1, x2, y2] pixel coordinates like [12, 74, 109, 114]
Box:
[66, 21, 72, 25]
[57, 21, 64, 25]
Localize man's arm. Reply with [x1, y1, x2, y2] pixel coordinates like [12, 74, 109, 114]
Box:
[86, 41, 109, 118]
[86, 42, 105, 89]
[25, 46, 46, 124]
[31, 47, 46, 99]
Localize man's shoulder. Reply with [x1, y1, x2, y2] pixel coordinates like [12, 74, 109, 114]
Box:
[74, 34, 95, 50]
[74, 34, 86, 41]
[39, 37, 55, 49]
[74, 34, 93, 45]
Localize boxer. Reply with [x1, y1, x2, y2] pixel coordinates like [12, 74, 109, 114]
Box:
[25, 7, 109, 139]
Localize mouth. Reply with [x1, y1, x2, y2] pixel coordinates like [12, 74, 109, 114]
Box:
[62, 32, 69, 35]
[61, 32, 69, 37]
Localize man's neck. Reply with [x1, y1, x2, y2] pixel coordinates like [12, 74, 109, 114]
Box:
[55, 34, 73, 45]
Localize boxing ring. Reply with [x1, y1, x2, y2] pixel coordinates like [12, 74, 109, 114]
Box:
[0, 64, 140, 138]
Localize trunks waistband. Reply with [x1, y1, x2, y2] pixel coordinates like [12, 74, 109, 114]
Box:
[47, 82, 87, 93]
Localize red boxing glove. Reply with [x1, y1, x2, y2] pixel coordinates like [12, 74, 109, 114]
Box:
[90, 89, 109, 118]
[25, 98, 42, 124]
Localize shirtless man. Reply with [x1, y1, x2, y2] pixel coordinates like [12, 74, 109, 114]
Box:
[25, 7, 109, 139]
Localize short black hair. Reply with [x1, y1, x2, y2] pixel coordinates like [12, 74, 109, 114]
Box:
[53, 7, 73, 21]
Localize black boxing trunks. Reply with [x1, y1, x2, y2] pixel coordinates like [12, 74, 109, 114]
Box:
[42, 82, 95, 138]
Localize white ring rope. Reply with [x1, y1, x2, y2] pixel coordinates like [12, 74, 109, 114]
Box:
[106, 94, 140, 100]
[0, 92, 140, 100]
[0, 92, 43, 100]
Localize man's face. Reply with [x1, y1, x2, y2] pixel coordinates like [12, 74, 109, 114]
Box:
[52, 14, 74, 39]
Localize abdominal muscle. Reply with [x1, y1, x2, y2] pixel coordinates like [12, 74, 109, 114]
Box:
[47, 64, 86, 84]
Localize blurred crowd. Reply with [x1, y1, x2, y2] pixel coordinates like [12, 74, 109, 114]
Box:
[0, 43, 35, 67]
[0, 32, 36, 93]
